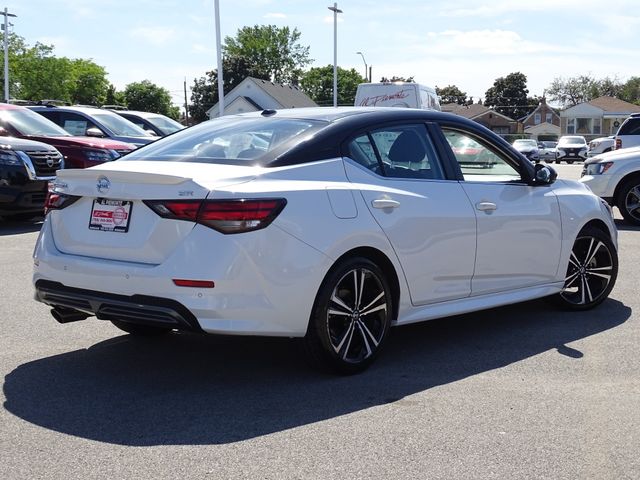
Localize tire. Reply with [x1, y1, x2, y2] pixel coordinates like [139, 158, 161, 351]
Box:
[110, 319, 172, 336]
[615, 177, 640, 226]
[303, 257, 392, 374]
[554, 226, 618, 310]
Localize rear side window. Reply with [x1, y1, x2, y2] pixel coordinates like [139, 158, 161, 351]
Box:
[122, 117, 325, 165]
[618, 118, 640, 135]
[347, 124, 445, 180]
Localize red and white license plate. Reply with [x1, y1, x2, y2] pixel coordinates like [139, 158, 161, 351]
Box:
[89, 198, 132, 233]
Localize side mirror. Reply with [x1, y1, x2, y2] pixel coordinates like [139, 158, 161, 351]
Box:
[534, 163, 557, 185]
[0, 126, 8, 136]
[85, 127, 105, 138]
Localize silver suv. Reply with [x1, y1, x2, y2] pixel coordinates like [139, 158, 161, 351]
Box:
[614, 113, 640, 150]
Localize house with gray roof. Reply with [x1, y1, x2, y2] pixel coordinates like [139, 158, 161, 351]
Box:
[206, 77, 318, 118]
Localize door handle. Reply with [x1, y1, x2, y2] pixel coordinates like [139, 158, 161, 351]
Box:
[372, 198, 401, 209]
[475, 201, 497, 212]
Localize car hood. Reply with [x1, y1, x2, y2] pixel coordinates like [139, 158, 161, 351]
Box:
[584, 146, 640, 164]
[0, 135, 59, 152]
[25, 135, 136, 150]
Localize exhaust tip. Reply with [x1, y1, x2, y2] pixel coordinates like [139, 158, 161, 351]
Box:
[51, 307, 90, 324]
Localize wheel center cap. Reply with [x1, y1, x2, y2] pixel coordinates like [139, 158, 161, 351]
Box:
[579, 267, 586, 275]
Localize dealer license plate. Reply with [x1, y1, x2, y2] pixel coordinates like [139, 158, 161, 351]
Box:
[89, 198, 132, 233]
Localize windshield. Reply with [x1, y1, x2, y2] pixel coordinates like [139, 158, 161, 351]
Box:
[559, 136, 586, 146]
[0, 108, 70, 137]
[122, 116, 326, 165]
[145, 115, 184, 135]
[91, 111, 152, 137]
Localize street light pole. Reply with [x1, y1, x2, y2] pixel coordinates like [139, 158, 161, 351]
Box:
[1, 7, 17, 103]
[327, 3, 342, 107]
[356, 51, 368, 82]
[214, 0, 224, 116]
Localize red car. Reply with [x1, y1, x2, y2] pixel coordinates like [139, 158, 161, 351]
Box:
[0, 104, 135, 168]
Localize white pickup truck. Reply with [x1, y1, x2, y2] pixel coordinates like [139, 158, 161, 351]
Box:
[580, 147, 640, 225]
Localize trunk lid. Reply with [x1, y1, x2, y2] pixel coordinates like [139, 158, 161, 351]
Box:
[50, 161, 260, 264]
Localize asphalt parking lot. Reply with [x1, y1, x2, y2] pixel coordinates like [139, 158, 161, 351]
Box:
[1, 164, 638, 479]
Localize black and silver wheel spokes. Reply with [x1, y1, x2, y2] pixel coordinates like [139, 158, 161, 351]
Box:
[561, 236, 614, 305]
[327, 268, 388, 364]
[624, 185, 640, 222]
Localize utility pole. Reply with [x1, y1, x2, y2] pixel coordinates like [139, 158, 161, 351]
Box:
[214, 0, 224, 117]
[183, 78, 190, 125]
[1, 7, 16, 103]
[328, 3, 342, 107]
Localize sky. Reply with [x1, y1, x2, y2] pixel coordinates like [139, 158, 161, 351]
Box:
[10, 0, 640, 108]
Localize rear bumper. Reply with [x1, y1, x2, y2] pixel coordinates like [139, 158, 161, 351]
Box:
[35, 280, 203, 331]
[33, 216, 333, 337]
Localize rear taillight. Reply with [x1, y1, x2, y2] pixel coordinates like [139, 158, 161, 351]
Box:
[145, 198, 287, 234]
[44, 192, 80, 215]
[615, 138, 622, 150]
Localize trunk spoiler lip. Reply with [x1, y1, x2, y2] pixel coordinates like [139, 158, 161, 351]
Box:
[56, 168, 192, 186]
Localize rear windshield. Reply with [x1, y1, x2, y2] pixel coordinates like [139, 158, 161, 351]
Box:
[121, 116, 326, 165]
[618, 117, 640, 135]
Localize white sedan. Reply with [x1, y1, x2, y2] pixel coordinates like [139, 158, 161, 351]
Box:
[34, 108, 619, 373]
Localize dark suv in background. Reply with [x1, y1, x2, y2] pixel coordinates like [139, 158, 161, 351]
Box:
[0, 136, 63, 220]
[0, 104, 135, 169]
[615, 113, 640, 150]
[29, 105, 159, 147]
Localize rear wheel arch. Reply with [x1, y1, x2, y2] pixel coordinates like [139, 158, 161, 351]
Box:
[330, 247, 401, 322]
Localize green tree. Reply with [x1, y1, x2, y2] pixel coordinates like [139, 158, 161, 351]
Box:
[300, 65, 365, 106]
[4, 33, 109, 104]
[104, 83, 126, 106]
[223, 25, 312, 84]
[69, 59, 108, 105]
[436, 85, 468, 105]
[545, 75, 625, 107]
[620, 77, 640, 105]
[484, 72, 531, 119]
[189, 54, 273, 123]
[123, 80, 178, 119]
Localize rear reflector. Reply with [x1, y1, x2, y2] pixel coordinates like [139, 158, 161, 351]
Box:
[172, 279, 215, 288]
[145, 198, 287, 234]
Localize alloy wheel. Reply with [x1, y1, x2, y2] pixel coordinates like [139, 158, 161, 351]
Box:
[560, 235, 614, 306]
[623, 185, 640, 223]
[326, 267, 389, 364]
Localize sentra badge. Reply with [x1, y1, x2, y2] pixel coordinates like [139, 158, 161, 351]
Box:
[96, 176, 111, 194]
